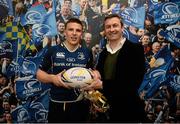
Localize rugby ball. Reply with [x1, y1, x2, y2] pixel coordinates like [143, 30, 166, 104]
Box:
[61, 67, 93, 88]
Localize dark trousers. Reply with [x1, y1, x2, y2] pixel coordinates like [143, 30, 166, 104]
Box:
[48, 100, 90, 123]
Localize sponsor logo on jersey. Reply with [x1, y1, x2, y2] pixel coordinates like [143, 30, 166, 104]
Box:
[77, 52, 85, 60]
[66, 57, 75, 62]
[56, 52, 65, 58]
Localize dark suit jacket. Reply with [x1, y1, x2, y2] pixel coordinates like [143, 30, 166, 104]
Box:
[96, 39, 147, 122]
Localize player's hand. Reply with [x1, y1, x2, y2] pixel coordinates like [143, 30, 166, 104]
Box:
[52, 70, 70, 89]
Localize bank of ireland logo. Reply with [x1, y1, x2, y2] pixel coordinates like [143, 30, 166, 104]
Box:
[32, 24, 51, 37]
[25, 11, 43, 24]
[66, 57, 75, 62]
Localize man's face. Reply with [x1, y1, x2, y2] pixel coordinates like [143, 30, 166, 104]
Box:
[104, 17, 124, 42]
[80, 0, 87, 8]
[64, 0, 72, 7]
[0, 75, 7, 86]
[58, 23, 65, 33]
[145, 19, 152, 29]
[61, 5, 71, 16]
[137, 29, 145, 36]
[152, 42, 161, 53]
[84, 33, 92, 44]
[64, 22, 83, 46]
[89, 0, 96, 7]
[142, 35, 150, 45]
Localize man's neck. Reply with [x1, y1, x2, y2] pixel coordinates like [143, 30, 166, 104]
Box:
[109, 37, 123, 50]
[59, 32, 64, 36]
[64, 41, 79, 52]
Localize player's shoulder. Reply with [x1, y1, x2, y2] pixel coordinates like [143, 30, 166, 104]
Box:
[78, 45, 92, 53]
[48, 44, 64, 51]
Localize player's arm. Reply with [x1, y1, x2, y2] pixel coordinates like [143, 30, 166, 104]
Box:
[36, 69, 69, 88]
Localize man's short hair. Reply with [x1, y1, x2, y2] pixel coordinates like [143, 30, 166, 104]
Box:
[64, 0, 72, 3]
[104, 14, 123, 26]
[65, 18, 83, 29]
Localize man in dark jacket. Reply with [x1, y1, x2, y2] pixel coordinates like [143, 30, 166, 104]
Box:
[96, 14, 147, 122]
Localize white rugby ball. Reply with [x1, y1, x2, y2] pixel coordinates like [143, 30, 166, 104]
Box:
[61, 67, 93, 88]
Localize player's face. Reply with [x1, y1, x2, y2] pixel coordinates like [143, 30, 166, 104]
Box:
[64, 22, 83, 46]
[104, 17, 124, 42]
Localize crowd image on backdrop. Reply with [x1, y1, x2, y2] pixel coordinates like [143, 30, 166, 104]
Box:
[0, 0, 179, 123]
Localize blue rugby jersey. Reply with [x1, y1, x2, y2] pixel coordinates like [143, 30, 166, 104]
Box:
[39, 43, 93, 102]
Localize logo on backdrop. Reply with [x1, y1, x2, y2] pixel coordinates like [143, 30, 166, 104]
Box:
[123, 29, 130, 39]
[25, 11, 43, 24]
[149, 69, 166, 78]
[0, 41, 13, 53]
[161, 2, 179, 23]
[17, 108, 30, 122]
[122, 7, 138, 23]
[167, 25, 180, 37]
[162, 2, 179, 15]
[32, 24, 51, 38]
[30, 102, 48, 122]
[21, 59, 37, 75]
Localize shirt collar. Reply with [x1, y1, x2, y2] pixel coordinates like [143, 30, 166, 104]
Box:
[106, 38, 126, 54]
[62, 42, 81, 52]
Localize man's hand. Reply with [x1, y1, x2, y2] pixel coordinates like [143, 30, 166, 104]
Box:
[81, 70, 102, 91]
[51, 70, 70, 89]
